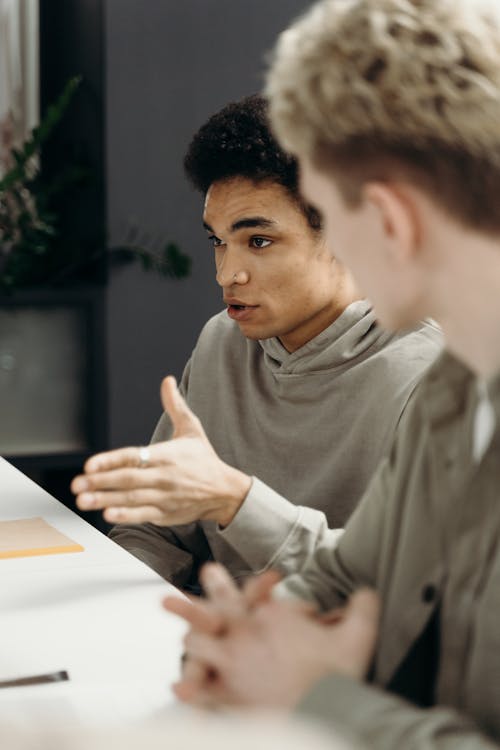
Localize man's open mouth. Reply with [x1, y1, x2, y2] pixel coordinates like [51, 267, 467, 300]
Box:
[226, 303, 258, 320]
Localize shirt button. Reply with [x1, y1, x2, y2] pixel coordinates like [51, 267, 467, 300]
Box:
[422, 584, 437, 603]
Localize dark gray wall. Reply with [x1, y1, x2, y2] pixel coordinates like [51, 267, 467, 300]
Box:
[105, 0, 312, 447]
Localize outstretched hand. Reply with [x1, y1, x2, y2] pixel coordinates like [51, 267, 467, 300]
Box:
[163, 562, 380, 710]
[71, 376, 251, 527]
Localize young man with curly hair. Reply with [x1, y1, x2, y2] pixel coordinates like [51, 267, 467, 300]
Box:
[72, 95, 440, 590]
[163, 1, 500, 747]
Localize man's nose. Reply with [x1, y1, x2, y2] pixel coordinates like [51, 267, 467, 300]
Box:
[217, 269, 250, 287]
[216, 255, 249, 287]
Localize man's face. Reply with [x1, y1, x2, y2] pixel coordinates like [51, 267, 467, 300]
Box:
[203, 176, 351, 351]
[299, 158, 424, 331]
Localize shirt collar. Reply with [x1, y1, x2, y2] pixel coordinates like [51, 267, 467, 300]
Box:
[423, 350, 500, 425]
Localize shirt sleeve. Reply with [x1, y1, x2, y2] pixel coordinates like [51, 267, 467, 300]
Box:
[287, 390, 498, 749]
[273, 451, 392, 609]
[273, 383, 422, 610]
[217, 477, 344, 580]
[298, 674, 498, 750]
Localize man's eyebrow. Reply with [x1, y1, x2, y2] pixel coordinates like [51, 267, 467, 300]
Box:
[202, 217, 277, 234]
[231, 217, 276, 232]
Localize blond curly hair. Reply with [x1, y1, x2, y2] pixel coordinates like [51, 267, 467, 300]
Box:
[266, 0, 500, 230]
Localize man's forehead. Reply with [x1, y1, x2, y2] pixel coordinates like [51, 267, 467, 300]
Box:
[203, 177, 297, 231]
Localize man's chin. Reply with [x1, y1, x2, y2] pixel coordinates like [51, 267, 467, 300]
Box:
[236, 321, 273, 341]
[239, 327, 265, 341]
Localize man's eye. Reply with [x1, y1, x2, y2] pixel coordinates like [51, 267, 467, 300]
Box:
[250, 237, 272, 249]
[208, 235, 224, 247]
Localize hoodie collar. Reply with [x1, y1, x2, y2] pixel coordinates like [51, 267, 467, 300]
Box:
[258, 299, 393, 375]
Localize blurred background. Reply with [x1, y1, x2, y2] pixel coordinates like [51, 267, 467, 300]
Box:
[0, 0, 312, 529]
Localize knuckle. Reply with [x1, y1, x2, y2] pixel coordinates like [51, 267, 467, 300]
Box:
[91, 491, 103, 506]
[125, 489, 137, 506]
[127, 448, 140, 467]
[84, 475, 98, 491]
[123, 469, 138, 488]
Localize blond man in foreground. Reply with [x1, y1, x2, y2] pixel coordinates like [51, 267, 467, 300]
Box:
[165, 1, 500, 748]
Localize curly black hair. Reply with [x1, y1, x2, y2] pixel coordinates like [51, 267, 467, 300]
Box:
[183, 94, 321, 231]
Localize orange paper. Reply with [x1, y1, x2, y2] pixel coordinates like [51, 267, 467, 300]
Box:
[0, 517, 84, 559]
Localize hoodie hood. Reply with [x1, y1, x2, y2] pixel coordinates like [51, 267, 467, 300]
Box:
[258, 299, 396, 376]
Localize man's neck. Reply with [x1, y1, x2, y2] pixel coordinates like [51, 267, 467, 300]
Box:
[430, 232, 500, 379]
[279, 274, 362, 353]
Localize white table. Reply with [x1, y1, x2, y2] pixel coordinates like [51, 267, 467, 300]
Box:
[0, 457, 187, 728]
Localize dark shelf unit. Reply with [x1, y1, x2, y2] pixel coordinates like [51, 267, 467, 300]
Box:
[0, 1, 110, 532]
[0, 287, 110, 532]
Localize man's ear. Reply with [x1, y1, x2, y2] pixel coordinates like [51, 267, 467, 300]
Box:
[362, 182, 420, 265]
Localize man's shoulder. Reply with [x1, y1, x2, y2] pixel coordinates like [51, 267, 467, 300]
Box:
[357, 320, 444, 408]
[199, 309, 237, 335]
[411, 347, 471, 399]
[379, 319, 443, 365]
[389, 347, 456, 434]
[193, 310, 255, 361]
[198, 309, 245, 344]
[395, 318, 442, 349]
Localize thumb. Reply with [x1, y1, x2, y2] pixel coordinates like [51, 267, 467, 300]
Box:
[161, 375, 203, 438]
[344, 587, 380, 654]
[347, 587, 380, 620]
[326, 588, 380, 680]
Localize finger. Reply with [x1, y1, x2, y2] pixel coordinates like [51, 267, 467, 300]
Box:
[82, 446, 154, 474]
[242, 569, 282, 608]
[173, 654, 214, 704]
[72, 464, 169, 495]
[200, 563, 246, 620]
[75, 485, 171, 511]
[161, 376, 203, 438]
[184, 630, 227, 670]
[183, 655, 210, 683]
[73, 463, 160, 496]
[172, 674, 221, 707]
[172, 678, 203, 704]
[163, 595, 225, 635]
[102, 504, 166, 524]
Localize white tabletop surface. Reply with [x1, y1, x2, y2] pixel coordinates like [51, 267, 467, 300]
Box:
[0, 457, 187, 728]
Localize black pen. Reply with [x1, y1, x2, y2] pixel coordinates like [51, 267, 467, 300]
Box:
[0, 670, 69, 688]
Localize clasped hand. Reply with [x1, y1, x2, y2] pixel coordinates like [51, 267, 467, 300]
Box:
[71, 376, 251, 527]
[163, 563, 381, 710]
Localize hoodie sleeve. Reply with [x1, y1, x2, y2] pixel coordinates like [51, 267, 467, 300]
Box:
[216, 477, 344, 580]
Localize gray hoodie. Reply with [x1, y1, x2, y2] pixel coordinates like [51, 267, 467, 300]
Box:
[110, 300, 442, 586]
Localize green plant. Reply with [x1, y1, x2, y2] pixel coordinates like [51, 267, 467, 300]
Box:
[0, 77, 191, 293]
[0, 77, 81, 291]
[110, 239, 192, 279]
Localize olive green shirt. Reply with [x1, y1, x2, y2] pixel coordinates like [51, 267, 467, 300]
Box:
[278, 352, 500, 749]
